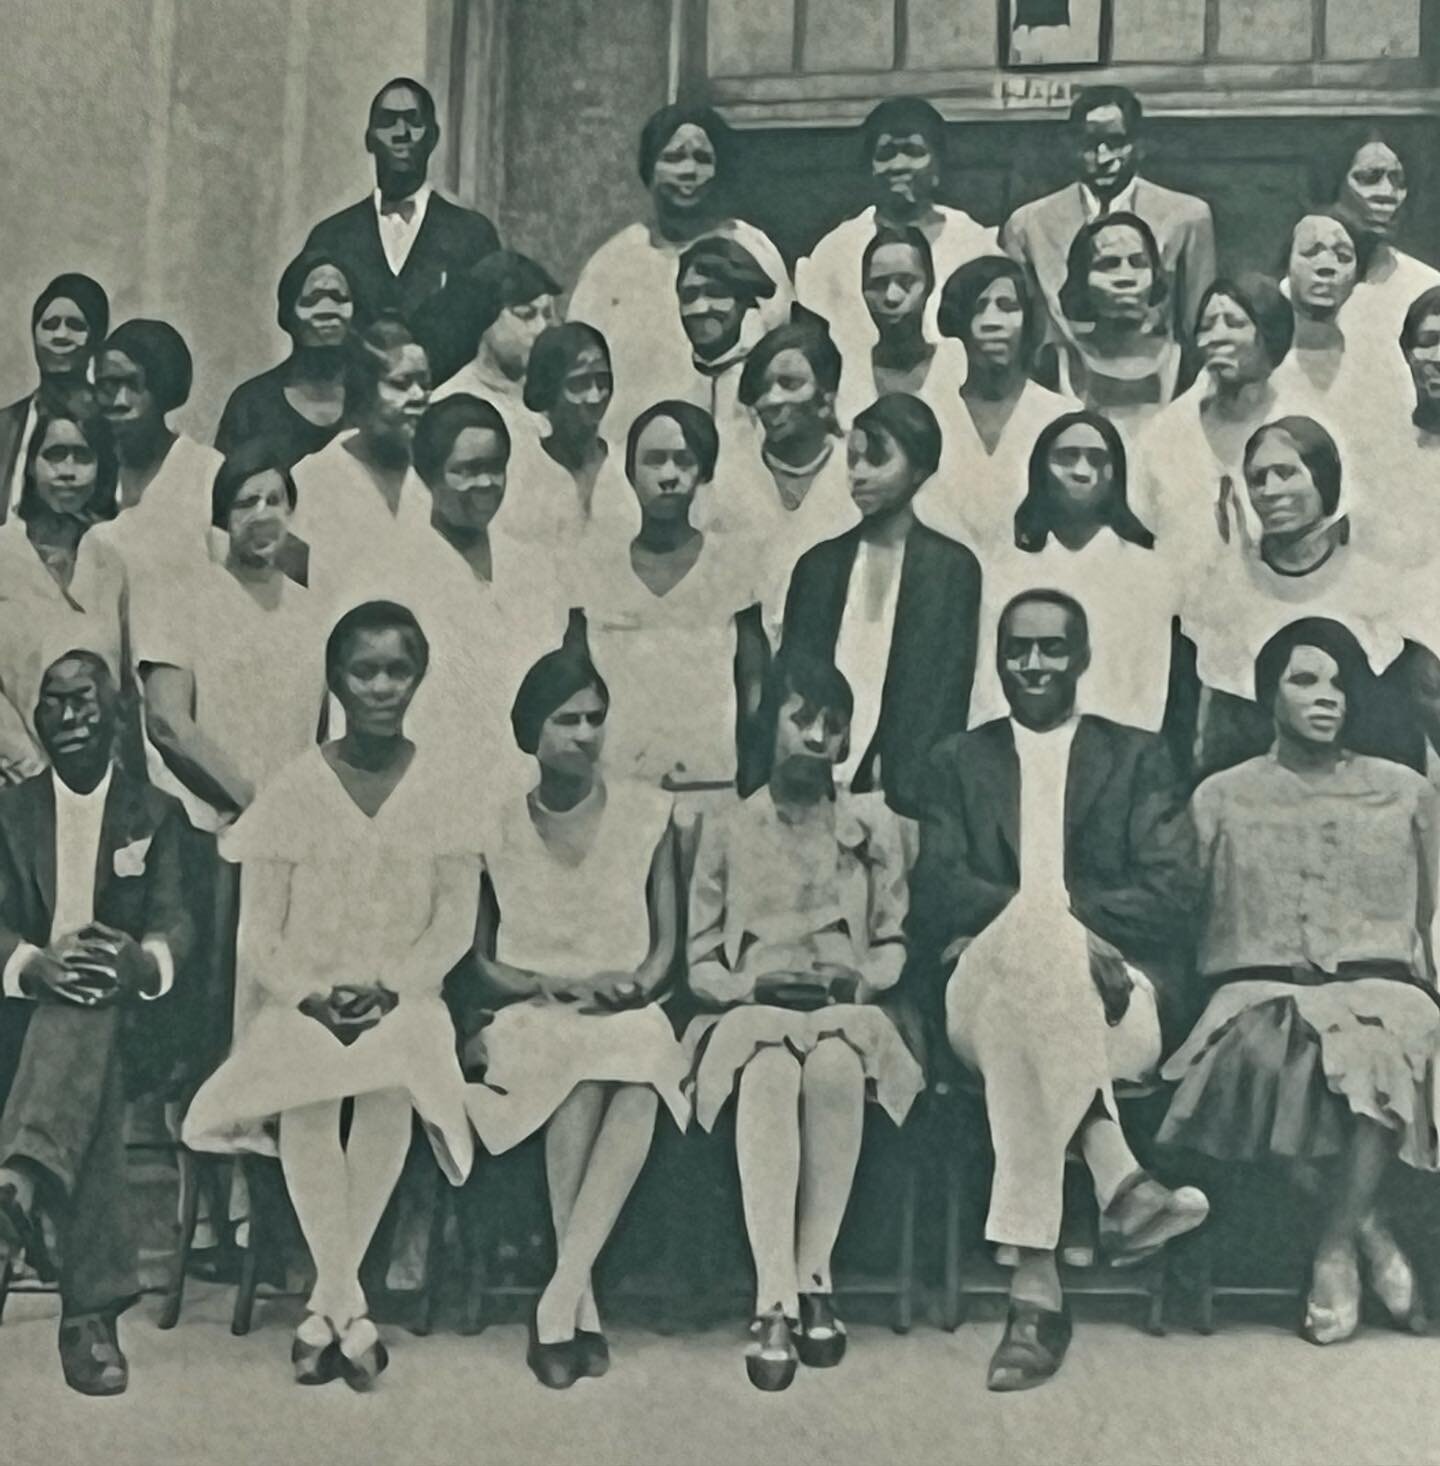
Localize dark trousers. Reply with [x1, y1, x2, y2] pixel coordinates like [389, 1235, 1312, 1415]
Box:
[0, 1003, 136, 1317]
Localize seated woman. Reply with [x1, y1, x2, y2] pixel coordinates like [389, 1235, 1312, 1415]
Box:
[1134, 274, 1295, 563]
[729, 314, 859, 598]
[134, 445, 326, 834]
[0, 406, 127, 778]
[1181, 415, 1434, 777]
[0, 273, 109, 511]
[970, 410, 1180, 738]
[182, 601, 480, 1389]
[215, 251, 357, 470]
[1325, 128, 1440, 349]
[1036, 212, 1181, 436]
[782, 393, 981, 806]
[578, 400, 770, 798]
[90, 318, 223, 582]
[670, 236, 776, 441]
[684, 651, 922, 1392]
[290, 313, 439, 607]
[568, 103, 791, 434]
[407, 393, 573, 786]
[834, 226, 969, 425]
[507, 322, 631, 546]
[461, 644, 689, 1388]
[1159, 617, 1440, 1345]
[920, 256, 1079, 553]
[421, 250, 560, 448]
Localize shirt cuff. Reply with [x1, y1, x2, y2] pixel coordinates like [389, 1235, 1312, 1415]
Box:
[2, 942, 42, 1000]
[139, 938, 175, 1000]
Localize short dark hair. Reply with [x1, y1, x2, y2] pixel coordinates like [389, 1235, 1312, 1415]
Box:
[418, 251, 561, 384]
[1283, 208, 1376, 285]
[1400, 284, 1440, 356]
[637, 104, 730, 187]
[367, 76, 438, 134]
[276, 250, 360, 338]
[742, 650, 855, 795]
[413, 393, 511, 486]
[1253, 616, 1371, 725]
[676, 237, 777, 310]
[1194, 274, 1295, 368]
[101, 318, 194, 415]
[1016, 410, 1154, 551]
[1243, 416, 1343, 519]
[40, 647, 115, 697]
[738, 315, 843, 408]
[1058, 212, 1168, 325]
[345, 313, 426, 413]
[1069, 85, 1142, 133]
[31, 273, 110, 348]
[997, 588, 1090, 656]
[861, 225, 936, 300]
[325, 600, 430, 689]
[523, 322, 611, 415]
[510, 642, 610, 756]
[851, 392, 943, 483]
[1313, 125, 1408, 215]
[936, 255, 1044, 369]
[861, 96, 946, 165]
[20, 404, 119, 523]
[624, 400, 720, 485]
[211, 442, 298, 528]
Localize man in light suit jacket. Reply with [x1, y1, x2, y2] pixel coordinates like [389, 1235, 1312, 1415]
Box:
[1001, 86, 1215, 346]
[904, 589, 1206, 1393]
[0, 652, 192, 1396]
[304, 77, 499, 324]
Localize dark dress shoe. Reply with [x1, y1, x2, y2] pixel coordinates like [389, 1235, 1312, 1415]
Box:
[987, 1302, 1072, 1393]
[574, 1329, 610, 1378]
[292, 1317, 341, 1386]
[796, 1293, 847, 1369]
[527, 1313, 581, 1390]
[745, 1308, 798, 1392]
[337, 1320, 389, 1392]
[59, 1314, 129, 1397]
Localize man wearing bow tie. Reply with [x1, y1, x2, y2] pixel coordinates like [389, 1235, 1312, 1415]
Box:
[0, 651, 192, 1396]
[304, 76, 500, 323]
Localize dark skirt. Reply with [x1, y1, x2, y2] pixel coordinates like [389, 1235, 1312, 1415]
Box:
[1157, 966, 1440, 1170]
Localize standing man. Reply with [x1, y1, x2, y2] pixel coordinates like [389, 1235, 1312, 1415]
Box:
[1001, 86, 1215, 347]
[0, 651, 192, 1396]
[305, 77, 500, 324]
[796, 97, 998, 359]
[905, 590, 1207, 1392]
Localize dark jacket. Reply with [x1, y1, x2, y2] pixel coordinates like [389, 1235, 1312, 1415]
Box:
[304, 193, 500, 323]
[904, 713, 1200, 1045]
[0, 768, 196, 1101]
[781, 521, 982, 811]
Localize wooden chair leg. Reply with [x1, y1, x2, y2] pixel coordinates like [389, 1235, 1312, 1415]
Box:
[1195, 1229, 1216, 1335]
[943, 1145, 964, 1331]
[462, 1226, 488, 1336]
[412, 1171, 451, 1337]
[1144, 1259, 1167, 1337]
[893, 1156, 916, 1334]
[231, 1161, 262, 1337]
[158, 1147, 202, 1330]
[0, 1258, 11, 1326]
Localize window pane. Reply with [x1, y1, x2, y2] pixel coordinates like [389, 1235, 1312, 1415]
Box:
[1216, 0, 1313, 62]
[906, 0, 997, 67]
[1110, 0, 1207, 62]
[1326, 1, 1420, 60]
[708, 0, 796, 77]
[803, 0, 896, 72]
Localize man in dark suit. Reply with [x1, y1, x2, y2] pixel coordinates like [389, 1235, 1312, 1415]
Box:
[780, 393, 981, 808]
[0, 651, 192, 1396]
[1001, 86, 1215, 346]
[304, 77, 499, 323]
[906, 589, 1206, 1392]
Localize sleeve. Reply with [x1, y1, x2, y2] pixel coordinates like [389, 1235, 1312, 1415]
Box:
[685, 809, 752, 1006]
[855, 800, 909, 997]
[2, 945, 41, 1000]
[1412, 778, 1440, 979]
[1071, 735, 1201, 960]
[390, 853, 484, 993]
[234, 859, 307, 1004]
[129, 574, 189, 671]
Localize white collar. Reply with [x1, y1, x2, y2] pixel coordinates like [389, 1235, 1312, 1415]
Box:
[1080, 176, 1139, 220]
[373, 182, 433, 221]
[53, 763, 113, 810]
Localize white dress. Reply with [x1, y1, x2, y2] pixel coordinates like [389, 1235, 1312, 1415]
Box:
[796, 205, 999, 354]
[969, 533, 1181, 733]
[130, 553, 328, 832]
[579, 531, 768, 788]
[466, 779, 690, 1153]
[90, 434, 222, 591]
[1340, 244, 1440, 357]
[834, 336, 971, 429]
[568, 218, 793, 437]
[916, 378, 1080, 555]
[501, 434, 637, 552]
[181, 746, 482, 1182]
[430, 360, 549, 466]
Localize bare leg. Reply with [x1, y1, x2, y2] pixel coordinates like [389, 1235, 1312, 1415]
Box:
[735, 1046, 803, 1319]
[793, 1039, 865, 1296]
[542, 1083, 607, 1335]
[535, 1084, 658, 1343]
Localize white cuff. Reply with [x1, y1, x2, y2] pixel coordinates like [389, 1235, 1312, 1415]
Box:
[139, 938, 175, 1000]
[2, 942, 42, 1000]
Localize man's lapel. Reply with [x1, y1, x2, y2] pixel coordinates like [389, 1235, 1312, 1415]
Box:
[94, 769, 154, 905]
[1064, 715, 1114, 844]
[398, 195, 445, 285]
[981, 720, 1021, 867]
[30, 771, 57, 924]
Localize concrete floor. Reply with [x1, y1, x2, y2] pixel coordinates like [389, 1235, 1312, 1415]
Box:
[0, 1286, 1436, 1466]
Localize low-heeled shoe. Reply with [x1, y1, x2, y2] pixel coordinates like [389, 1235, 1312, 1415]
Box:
[987, 1301, 1073, 1393]
[796, 1293, 847, 1369]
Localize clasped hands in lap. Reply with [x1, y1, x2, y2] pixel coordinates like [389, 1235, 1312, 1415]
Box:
[298, 984, 400, 1045]
[21, 923, 159, 1006]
